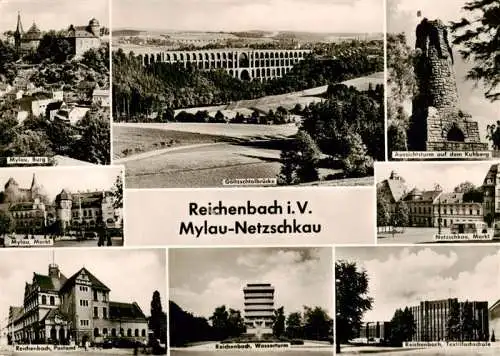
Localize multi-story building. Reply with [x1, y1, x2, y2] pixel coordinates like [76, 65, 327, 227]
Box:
[7, 263, 148, 345]
[0, 174, 122, 235]
[358, 321, 391, 343]
[408, 298, 489, 342]
[243, 283, 275, 337]
[13, 13, 102, 56]
[377, 170, 489, 228]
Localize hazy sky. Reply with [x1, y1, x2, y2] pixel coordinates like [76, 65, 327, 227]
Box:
[337, 246, 500, 322]
[170, 247, 333, 319]
[0, 166, 122, 200]
[376, 162, 495, 192]
[0, 248, 166, 329]
[0, 0, 109, 32]
[387, 0, 500, 143]
[112, 0, 383, 33]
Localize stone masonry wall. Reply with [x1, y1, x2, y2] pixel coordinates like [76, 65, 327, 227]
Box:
[409, 18, 486, 151]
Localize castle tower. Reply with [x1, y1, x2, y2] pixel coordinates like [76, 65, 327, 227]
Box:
[4, 178, 20, 203]
[30, 173, 41, 200]
[14, 11, 23, 51]
[55, 189, 72, 234]
[408, 18, 487, 152]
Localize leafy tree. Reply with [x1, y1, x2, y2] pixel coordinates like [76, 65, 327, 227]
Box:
[278, 131, 320, 185]
[303, 306, 332, 341]
[149, 291, 167, 342]
[169, 301, 214, 346]
[447, 299, 461, 341]
[342, 132, 374, 177]
[454, 181, 476, 193]
[392, 201, 410, 227]
[285, 312, 303, 339]
[273, 307, 286, 338]
[7, 130, 54, 157]
[377, 196, 391, 227]
[35, 31, 74, 63]
[386, 33, 417, 104]
[72, 108, 110, 164]
[450, 0, 500, 101]
[210, 305, 229, 340]
[460, 300, 475, 341]
[227, 309, 245, 338]
[336, 260, 373, 353]
[111, 174, 123, 209]
[389, 307, 416, 346]
[0, 209, 15, 236]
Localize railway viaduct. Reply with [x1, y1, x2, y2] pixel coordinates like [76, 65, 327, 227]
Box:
[137, 48, 312, 81]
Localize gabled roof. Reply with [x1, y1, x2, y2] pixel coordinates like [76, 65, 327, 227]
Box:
[109, 301, 147, 321]
[490, 299, 500, 312]
[61, 267, 110, 293]
[39, 308, 70, 325]
[33, 271, 67, 292]
[377, 178, 407, 203]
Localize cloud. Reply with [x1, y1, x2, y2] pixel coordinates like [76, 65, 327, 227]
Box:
[358, 247, 500, 321]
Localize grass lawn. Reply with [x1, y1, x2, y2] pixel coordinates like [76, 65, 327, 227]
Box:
[112, 125, 231, 159]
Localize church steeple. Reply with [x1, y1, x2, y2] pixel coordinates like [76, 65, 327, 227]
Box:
[14, 11, 23, 50]
[15, 11, 24, 34]
[30, 173, 38, 190]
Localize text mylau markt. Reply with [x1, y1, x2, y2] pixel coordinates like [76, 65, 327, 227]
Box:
[179, 200, 322, 237]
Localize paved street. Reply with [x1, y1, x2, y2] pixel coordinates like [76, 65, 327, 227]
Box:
[378, 227, 499, 244]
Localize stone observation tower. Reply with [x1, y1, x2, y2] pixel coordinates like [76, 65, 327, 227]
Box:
[408, 18, 487, 151]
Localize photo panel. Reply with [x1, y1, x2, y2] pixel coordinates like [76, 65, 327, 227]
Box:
[0, 165, 123, 248]
[0, 0, 111, 167]
[169, 246, 333, 355]
[386, 0, 500, 161]
[111, 0, 384, 189]
[335, 245, 500, 354]
[0, 247, 167, 354]
[375, 161, 500, 244]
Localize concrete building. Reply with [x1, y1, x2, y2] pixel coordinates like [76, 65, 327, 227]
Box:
[408, 298, 489, 342]
[138, 48, 311, 81]
[7, 263, 148, 345]
[358, 321, 391, 343]
[243, 283, 274, 337]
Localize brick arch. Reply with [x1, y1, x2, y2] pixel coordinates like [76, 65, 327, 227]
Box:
[443, 122, 465, 142]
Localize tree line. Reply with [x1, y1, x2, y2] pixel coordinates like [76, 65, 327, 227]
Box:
[112, 42, 382, 121]
[169, 301, 332, 347]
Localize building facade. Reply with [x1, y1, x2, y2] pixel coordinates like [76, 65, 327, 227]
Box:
[7, 264, 148, 345]
[138, 49, 311, 81]
[243, 283, 275, 337]
[358, 321, 391, 343]
[0, 174, 122, 235]
[13, 13, 101, 56]
[408, 298, 489, 342]
[377, 169, 491, 228]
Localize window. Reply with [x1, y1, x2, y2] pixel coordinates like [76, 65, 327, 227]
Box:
[127, 329, 132, 337]
[135, 329, 139, 337]
[141, 329, 146, 337]
[79, 300, 89, 307]
[93, 290, 98, 301]
[94, 328, 99, 337]
[50, 296, 55, 306]
[94, 307, 98, 318]
[103, 293, 107, 302]
[103, 307, 107, 319]
[42, 295, 47, 305]
[103, 328, 108, 335]
[111, 329, 116, 337]
[80, 320, 89, 327]
[120, 328, 124, 336]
